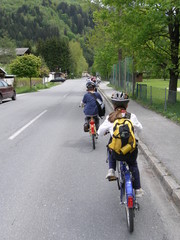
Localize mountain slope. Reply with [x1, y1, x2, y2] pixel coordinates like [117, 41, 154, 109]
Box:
[0, 0, 93, 46]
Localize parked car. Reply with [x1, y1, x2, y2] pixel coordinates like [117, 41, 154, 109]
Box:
[50, 77, 66, 83]
[0, 79, 16, 104]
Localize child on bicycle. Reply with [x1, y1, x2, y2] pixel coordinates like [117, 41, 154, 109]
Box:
[97, 91, 144, 197]
[80, 81, 103, 132]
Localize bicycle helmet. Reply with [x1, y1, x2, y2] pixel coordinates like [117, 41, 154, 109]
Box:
[86, 81, 96, 90]
[110, 91, 129, 109]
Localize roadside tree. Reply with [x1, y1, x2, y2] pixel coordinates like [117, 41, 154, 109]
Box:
[10, 54, 41, 89]
[87, 6, 119, 79]
[90, 0, 180, 103]
[69, 40, 88, 77]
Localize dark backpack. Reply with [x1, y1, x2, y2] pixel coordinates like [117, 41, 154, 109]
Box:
[90, 93, 105, 117]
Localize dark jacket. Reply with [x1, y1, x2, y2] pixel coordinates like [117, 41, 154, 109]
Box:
[82, 92, 103, 116]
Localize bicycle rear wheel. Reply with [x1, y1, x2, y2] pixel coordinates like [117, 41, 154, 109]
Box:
[125, 206, 134, 233]
[92, 134, 96, 149]
[125, 186, 134, 232]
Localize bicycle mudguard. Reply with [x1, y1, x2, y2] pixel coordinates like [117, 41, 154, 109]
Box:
[89, 118, 95, 135]
[125, 172, 133, 196]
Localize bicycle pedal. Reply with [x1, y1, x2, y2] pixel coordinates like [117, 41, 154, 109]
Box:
[108, 177, 117, 181]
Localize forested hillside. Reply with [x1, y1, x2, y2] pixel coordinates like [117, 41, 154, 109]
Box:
[0, 0, 95, 74]
[0, 0, 93, 46]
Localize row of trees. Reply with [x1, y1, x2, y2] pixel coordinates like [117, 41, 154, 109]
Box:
[36, 37, 88, 76]
[88, 0, 180, 103]
[0, 35, 88, 88]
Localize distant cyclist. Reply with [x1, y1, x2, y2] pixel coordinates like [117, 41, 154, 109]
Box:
[91, 75, 96, 83]
[97, 91, 144, 197]
[80, 81, 103, 132]
[86, 78, 98, 92]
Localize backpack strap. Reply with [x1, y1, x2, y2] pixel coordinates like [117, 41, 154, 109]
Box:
[124, 119, 134, 132]
[125, 112, 131, 119]
[113, 119, 126, 132]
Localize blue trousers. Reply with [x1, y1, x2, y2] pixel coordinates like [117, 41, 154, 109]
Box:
[108, 147, 141, 190]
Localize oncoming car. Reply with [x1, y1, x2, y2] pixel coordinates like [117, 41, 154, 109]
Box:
[50, 77, 66, 83]
[0, 79, 16, 104]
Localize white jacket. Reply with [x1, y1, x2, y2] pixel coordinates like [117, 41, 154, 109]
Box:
[97, 112, 142, 137]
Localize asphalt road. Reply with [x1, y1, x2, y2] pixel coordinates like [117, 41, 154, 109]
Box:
[0, 78, 180, 240]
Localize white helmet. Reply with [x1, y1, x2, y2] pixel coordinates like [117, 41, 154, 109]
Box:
[110, 91, 129, 108]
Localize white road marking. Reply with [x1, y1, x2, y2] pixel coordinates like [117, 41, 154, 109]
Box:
[17, 94, 26, 97]
[9, 110, 47, 140]
[63, 93, 69, 98]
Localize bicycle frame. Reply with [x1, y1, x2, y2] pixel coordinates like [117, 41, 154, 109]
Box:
[89, 117, 96, 135]
[89, 116, 97, 149]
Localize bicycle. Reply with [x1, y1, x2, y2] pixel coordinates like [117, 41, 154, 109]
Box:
[88, 116, 98, 150]
[79, 104, 98, 150]
[116, 159, 140, 233]
[105, 128, 140, 233]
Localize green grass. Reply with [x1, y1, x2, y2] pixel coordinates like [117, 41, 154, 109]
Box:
[108, 79, 180, 125]
[143, 79, 180, 89]
[136, 80, 180, 124]
[15, 79, 57, 94]
[136, 98, 180, 123]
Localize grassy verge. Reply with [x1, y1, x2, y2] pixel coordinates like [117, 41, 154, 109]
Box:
[15, 77, 58, 94]
[136, 79, 180, 124]
[15, 82, 57, 94]
[135, 98, 180, 124]
[107, 81, 180, 125]
[143, 78, 180, 88]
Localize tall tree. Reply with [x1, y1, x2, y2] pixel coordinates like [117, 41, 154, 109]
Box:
[87, 4, 118, 78]
[36, 37, 71, 73]
[69, 40, 88, 77]
[99, 0, 180, 103]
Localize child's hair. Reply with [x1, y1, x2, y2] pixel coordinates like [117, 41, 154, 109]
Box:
[113, 102, 128, 110]
[108, 108, 124, 123]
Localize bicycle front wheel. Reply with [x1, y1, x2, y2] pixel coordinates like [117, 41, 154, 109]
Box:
[125, 206, 134, 233]
[92, 134, 96, 149]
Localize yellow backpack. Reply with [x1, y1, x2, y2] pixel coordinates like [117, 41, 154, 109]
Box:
[108, 117, 136, 155]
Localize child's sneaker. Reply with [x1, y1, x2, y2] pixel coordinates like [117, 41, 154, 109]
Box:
[106, 168, 117, 181]
[135, 188, 144, 198]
